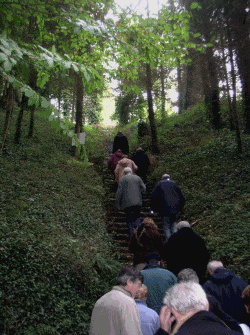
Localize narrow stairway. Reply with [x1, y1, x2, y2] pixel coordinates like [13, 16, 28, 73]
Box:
[103, 169, 165, 264]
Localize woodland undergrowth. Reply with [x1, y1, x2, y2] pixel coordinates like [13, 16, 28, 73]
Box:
[0, 110, 120, 335]
[0, 104, 250, 334]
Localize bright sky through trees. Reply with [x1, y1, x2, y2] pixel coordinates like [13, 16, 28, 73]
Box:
[115, 0, 163, 15]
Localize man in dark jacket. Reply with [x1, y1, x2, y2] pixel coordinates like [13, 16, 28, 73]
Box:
[177, 268, 243, 333]
[203, 260, 248, 323]
[132, 147, 150, 183]
[112, 130, 129, 154]
[164, 221, 209, 283]
[155, 282, 243, 335]
[151, 174, 185, 242]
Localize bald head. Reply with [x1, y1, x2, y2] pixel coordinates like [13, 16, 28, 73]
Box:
[207, 261, 224, 275]
[177, 221, 191, 230]
[124, 167, 132, 175]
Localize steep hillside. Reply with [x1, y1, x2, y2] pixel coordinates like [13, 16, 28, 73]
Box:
[147, 108, 250, 283]
[0, 110, 120, 334]
[1, 105, 250, 334]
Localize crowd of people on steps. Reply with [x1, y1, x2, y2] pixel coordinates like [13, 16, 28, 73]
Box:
[89, 130, 250, 335]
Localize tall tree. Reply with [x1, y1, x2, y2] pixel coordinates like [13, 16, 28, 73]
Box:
[113, 5, 196, 153]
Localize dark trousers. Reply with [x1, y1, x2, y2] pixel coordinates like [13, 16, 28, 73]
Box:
[125, 205, 141, 238]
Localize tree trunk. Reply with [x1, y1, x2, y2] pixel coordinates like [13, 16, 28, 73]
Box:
[200, 50, 221, 129]
[227, 22, 242, 154]
[58, 72, 61, 113]
[14, 94, 28, 144]
[177, 60, 183, 114]
[145, 63, 159, 154]
[28, 105, 35, 138]
[1, 84, 13, 151]
[160, 64, 166, 120]
[27, 66, 37, 138]
[206, 47, 222, 129]
[0, 76, 8, 110]
[182, 62, 194, 111]
[73, 72, 84, 157]
[75, 73, 84, 134]
[71, 89, 76, 122]
[231, 4, 250, 133]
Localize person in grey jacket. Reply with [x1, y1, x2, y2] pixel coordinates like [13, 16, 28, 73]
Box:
[115, 167, 146, 238]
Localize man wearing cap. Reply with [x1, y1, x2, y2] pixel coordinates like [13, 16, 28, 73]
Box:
[151, 174, 185, 242]
[141, 252, 177, 315]
[115, 167, 146, 239]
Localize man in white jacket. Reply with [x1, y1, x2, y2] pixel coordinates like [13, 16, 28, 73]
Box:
[89, 266, 143, 335]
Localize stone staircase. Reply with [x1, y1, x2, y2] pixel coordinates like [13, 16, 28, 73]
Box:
[103, 170, 165, 264]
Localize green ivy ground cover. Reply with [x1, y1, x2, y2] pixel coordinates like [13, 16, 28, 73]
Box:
[1, 105, 250, 334]
[148, 107, 250, 283]
[0, 111, 120, 334]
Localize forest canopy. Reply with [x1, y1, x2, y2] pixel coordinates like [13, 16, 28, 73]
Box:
[0, 0, 249, 152]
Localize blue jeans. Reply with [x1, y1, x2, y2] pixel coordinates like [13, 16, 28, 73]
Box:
[162, 215, 177, 242]
[125, 205, 141, 238]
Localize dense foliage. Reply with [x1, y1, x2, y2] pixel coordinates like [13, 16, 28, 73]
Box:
[0, 110, 120, 334]
[147, 105, 250, 283]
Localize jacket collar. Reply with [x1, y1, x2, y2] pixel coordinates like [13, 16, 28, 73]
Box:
[112, 285, 133, 298]
[136, 300, 147, 306]
[143, 263, 161, 270]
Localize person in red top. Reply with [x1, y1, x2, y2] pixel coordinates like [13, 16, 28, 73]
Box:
[108, 149, 123, 174]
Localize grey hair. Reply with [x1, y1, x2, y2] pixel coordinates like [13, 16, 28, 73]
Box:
[162, 174, 170, 179]
[207, 260, 224, 273]
[163, 282, 208, 315]
[177, 221, 191, 229]
[117, 266, 143, 286]
[124, 167, 132, 175]
[177, 268, 199, 283]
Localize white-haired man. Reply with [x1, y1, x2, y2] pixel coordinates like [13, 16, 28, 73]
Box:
[203, 260, 248, 323]
[155, 282, 243, 335]
[150, 174, 185, 242]
[115, 167, 146, 238]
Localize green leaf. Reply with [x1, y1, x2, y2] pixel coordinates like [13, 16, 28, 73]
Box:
[0, 52, 7, 61]
[134, 86, 141, 95]
[193, 33, 201, 38]
[3, 60, 12, 71]
[190, 2, 201, 9]
[47, 57, 54, 67]
[24, 89, 34, 98]
[41, 97, 50, 109]
[8, 76, 15, 83]
[28, 94, 38, 106]
[6, 13, 12, 21]
[72, 63, 78, 72]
